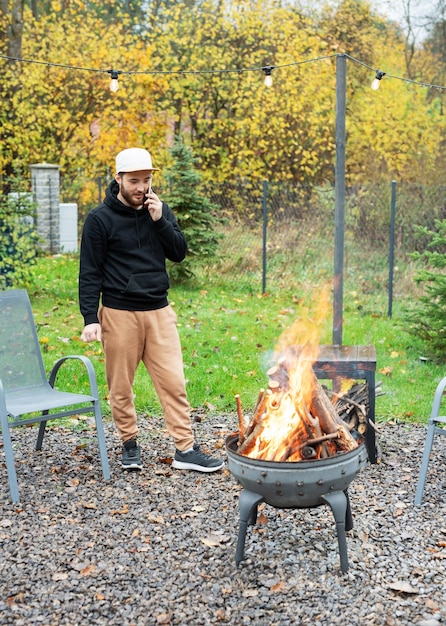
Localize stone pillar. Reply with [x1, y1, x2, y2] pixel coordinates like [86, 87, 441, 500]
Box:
[29, 163, 60, 253]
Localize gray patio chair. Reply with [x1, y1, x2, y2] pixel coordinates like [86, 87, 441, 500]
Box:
[414, 376, 446, 506]
[0, 289, 110, 503]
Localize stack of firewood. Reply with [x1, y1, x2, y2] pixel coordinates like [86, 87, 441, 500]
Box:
[235, 358, 363, 462]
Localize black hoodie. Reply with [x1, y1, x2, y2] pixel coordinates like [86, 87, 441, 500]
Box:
[79, 180, 187, 325]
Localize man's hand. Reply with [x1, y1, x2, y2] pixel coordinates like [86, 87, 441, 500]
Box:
[81, 323, 101, 343]
[144, 190, 163, 222]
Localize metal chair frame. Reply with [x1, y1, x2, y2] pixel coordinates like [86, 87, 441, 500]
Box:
[0, 289, 110, 503]
[414, 376, 446, 506]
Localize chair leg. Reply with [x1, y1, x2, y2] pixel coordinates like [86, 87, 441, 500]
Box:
[1, 422, 20, 504]
[36, 420, 47, 451]
[93, 400, 111, 481]
[414, 419, 436, 506]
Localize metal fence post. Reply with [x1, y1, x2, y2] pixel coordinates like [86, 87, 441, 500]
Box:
[388, 180, 397, 318]
[333, 54, 347, 346]
[262, 180, 268, 294]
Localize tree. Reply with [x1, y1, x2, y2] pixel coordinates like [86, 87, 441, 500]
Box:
[162, 137, 221, 281]
[405, 220, 446, 363]
[0, 0, 169, 209]
[0, 0, 24, 57]
[150, 0, 337, 184]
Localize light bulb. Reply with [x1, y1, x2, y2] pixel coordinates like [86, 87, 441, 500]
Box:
[371, 70, 385, 91]
[109, 70, 120, 93]
[262, 66, 274, 88]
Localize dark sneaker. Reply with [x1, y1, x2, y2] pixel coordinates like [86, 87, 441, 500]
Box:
[122, 439, 142, 470]
[172, 443, 224, 473]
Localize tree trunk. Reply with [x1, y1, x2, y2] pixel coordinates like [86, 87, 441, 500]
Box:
[0, 0, 24, 58]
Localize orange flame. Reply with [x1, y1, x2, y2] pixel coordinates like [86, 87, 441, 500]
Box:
[238, 286, 358, 462]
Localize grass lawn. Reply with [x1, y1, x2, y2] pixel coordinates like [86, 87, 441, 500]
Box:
[21, 251, 444, 428]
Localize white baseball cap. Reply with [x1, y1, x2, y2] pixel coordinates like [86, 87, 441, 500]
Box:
[115, 148, 159, 173]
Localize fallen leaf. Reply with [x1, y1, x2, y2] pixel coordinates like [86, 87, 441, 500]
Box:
[242, 589, 259, 598]
[201, 535, 221, 547]
[6, 592, 25, 605]
[80, 564, 95, 576]
[0, 519, 13, 527]
[52, 572, 69, 581]
[257, 512, 268, 525]
[191, 505, 206, 512]
[147, 514, 165, 524]
[270, 580, 286, 593]
[387, 580, 418, 594]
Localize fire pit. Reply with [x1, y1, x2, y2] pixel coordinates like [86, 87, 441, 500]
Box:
[226, 434, 366, 573]
[226, 338, 369, 573]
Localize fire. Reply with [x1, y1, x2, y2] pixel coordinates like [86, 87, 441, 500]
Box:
[235, 289, 361, 462]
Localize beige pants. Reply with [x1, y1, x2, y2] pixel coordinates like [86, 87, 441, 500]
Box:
[99, 305, 194, 451]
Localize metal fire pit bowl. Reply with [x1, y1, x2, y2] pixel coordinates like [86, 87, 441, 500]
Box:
[225, 434, 366, 508]
[225, 434, 367, 572]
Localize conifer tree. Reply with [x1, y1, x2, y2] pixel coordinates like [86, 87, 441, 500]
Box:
[162, 137, 221, 281]
[406, 219, 446, 362]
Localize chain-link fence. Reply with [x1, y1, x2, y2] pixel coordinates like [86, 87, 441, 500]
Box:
[200, 180, 444, 299]
[83, 176, 445, 309]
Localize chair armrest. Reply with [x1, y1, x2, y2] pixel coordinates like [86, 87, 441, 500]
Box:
[48, 355, 100, 399]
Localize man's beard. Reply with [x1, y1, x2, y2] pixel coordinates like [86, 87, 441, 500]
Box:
[119, 183, 144, 209]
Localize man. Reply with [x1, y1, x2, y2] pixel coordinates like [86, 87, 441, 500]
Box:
[79, 147, 224, 473]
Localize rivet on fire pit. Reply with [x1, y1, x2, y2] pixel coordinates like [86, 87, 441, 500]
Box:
[341, 469, 346, 475]
[316, 479, 324, 485]
[256, 478, 262, 484]
[297, 481, 304, 487]
[261, 471, 268, 478]
[275, 481, 281, 486]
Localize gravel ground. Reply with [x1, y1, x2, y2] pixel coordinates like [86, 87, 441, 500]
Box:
[0, 413, 445, 626]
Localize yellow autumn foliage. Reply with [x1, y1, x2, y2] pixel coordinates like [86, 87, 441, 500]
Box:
[0, 0, 445, 213]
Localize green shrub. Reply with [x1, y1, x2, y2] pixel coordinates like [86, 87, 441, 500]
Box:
[405, 219, 446, 362]
[0, 192, 40, 289]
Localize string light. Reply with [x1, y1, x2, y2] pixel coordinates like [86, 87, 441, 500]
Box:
[0, 53, 445, 92]
[371, 70, 386, 91]
[262, 66, 274, 87]
[108, 69, 121, 92]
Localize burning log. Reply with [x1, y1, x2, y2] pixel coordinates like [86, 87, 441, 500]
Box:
[236, 352, 361, 463]
[235, 394, 245, 441]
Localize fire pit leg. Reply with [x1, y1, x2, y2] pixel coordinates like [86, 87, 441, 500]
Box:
[321, 490, 350, 574]
[345, 490, 353, 532]
[235, 490, 265, 566]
